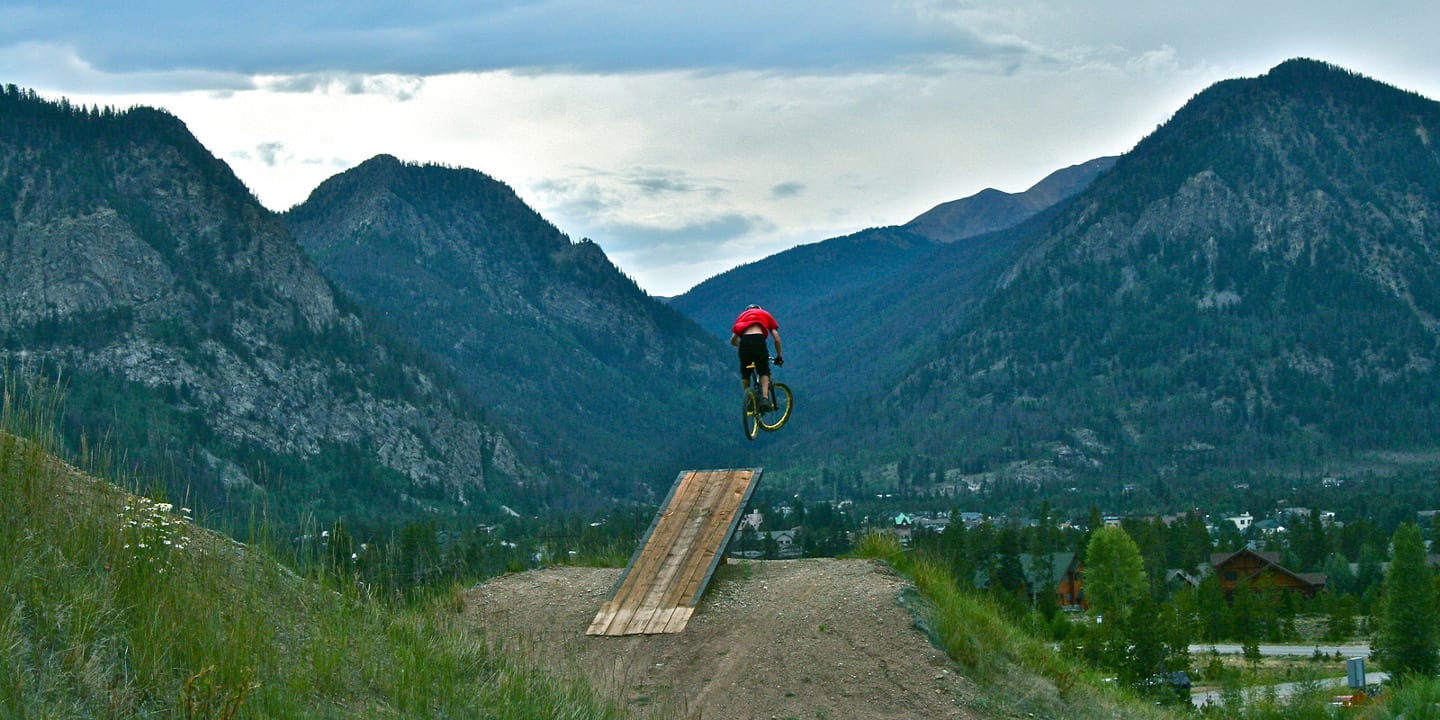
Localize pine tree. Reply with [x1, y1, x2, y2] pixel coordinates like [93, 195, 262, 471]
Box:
[1124, 591, 1167, 685]
[1194, 573, 1228, 642]
[1322, 551, 1356, 595]
[1375, 523, 1438, 678]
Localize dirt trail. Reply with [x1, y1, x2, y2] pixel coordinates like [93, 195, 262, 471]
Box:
[463, 558, 982, 719]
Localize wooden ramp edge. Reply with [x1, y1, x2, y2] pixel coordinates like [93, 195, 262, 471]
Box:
[587, 468, 763, 636]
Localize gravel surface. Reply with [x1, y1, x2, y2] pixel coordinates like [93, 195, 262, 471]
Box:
[464, 557, 982, 720]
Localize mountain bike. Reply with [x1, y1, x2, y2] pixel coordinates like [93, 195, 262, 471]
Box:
[742, 358, 792, 440]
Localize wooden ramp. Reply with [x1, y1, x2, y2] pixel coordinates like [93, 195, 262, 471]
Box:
[587, 468, 762, 636]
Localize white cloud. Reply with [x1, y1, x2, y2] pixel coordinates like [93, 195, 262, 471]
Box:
[256, 73, 426, 100]
[0, 41, 255, 94]
[4, 1, 1439, 296]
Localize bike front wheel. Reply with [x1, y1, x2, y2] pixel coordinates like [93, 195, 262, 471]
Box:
[758, 383, 792, 432]
[742, 389, 760, 440]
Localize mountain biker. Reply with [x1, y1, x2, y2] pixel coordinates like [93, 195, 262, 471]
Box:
[730, 304, 784, 411]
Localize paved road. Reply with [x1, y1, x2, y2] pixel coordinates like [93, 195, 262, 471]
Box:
[1191, 643, 1370, 658]
[1192, 672, 1387, 708]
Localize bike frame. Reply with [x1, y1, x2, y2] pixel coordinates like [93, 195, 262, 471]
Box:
[742, 358, 792, 439]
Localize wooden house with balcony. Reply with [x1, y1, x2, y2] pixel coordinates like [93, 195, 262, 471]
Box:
[1209, 548, 1326, 599]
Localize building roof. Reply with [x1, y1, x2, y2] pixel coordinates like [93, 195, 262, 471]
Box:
[975, 552, 1079, 593]
[1209, 547, 1326, 590]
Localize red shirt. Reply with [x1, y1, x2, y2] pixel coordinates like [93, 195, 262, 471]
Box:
[732, 308, 779, 337]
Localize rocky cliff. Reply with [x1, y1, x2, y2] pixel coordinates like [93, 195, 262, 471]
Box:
[0, 86, 537, 523]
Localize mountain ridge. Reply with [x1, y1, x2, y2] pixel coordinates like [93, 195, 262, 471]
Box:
[0, 86, 542, 525]
[668, 58, 1440, 503]
[904, 155, 1118, 243]
[8, 57, 1440, 522]
[667, 155, 1111, 401]
[879, 58, 1440, 488]
[284, 154, 738, 501]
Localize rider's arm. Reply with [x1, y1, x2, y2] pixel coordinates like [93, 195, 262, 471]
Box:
[729, 333, 740, 347]
[770, 329, 783, 358]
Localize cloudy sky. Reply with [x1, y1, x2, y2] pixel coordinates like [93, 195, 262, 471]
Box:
[3, 2, 1438, 296]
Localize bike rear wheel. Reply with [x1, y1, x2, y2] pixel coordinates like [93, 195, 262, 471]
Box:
[742, 389, 760, 440]
[758, 383, 792, 431]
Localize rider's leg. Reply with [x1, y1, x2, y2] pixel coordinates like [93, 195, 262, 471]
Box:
[760, 373, 771, 401]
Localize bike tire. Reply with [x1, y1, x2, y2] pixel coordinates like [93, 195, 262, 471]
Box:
[758, 383, 792, 431]
[742, 389, 760, 440]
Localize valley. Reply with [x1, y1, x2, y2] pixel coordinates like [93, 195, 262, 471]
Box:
[5, 56, 1440, 719]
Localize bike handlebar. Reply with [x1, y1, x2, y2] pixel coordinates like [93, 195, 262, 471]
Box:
[743, 357, 786, 369]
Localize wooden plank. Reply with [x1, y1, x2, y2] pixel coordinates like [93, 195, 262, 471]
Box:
[642, 468, 738, 633]
[587, 469, 702, 635]
[587, 468, 763, 636]
[587, 470, 689, 634]
[624, 469, 727, 634]
[640, 468, 752, 634]
[590, 469, 708, 635]
[660, 470, 752, 614]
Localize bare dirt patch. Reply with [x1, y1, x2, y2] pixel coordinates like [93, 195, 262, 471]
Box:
[463, 557, 983, 720]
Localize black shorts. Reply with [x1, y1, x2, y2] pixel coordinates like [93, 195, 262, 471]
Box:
[737, 334, 770, 379]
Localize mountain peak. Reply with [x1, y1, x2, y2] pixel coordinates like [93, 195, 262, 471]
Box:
[1263, 57, 1356, 83]
[284, 159, 735, 497]
[905, 58, 1440, 476]
[904, 156, 1116, 243]
[0, 87, 531, 522]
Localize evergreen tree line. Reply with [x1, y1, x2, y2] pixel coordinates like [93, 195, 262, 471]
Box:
[908, 509, 1440, 698]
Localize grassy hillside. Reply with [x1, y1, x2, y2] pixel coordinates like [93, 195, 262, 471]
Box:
[856, 531, 1440, 720]
[851, 534, 1180, 720]
[0, 377, 623, 719]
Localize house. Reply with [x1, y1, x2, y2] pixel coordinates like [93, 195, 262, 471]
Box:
[1226, 512, 1254, 532]
[914, 514, 950, 534]
[957, 511, 986, 528]
[1208, 548, 1326, 599]
[1164, 567, 1203, 591]
[1284, 507, 1339, 528]
[976, 552, 1086, 610]
[892, 512, 914, 542]
[740, 509, 764, 530]
[729, 527, 804, 559]
[1029, 552, 1086, 610]
[1254, 517, 1286, 536]
[763, 528, 804, 559]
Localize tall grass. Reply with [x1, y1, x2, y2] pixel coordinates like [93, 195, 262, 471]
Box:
[1211, 675, 1440, 719]
[0, 372, 627, 719]
[1357, 676, 1440, 719]
[855, 532, 1440, 719]
[853, 532, 1178, 720]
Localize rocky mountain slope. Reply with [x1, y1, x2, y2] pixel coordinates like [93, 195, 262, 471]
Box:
[672, 59, 1440, 497]
[904, 155, 1118, 242]
[0, 86, 539, 525]
[9, 57, 1437, 520]
[283, 156, 737, 500]
[884, 59, 1440, 480]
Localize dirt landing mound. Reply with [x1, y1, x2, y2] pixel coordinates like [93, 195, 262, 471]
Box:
[464, 558, 981, 719]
